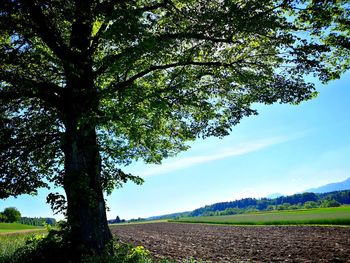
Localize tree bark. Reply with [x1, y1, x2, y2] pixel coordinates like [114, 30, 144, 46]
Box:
[62, 56, 112, 253]
[63, 116, 112, 254]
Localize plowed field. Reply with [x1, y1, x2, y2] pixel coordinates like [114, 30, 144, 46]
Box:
[111, 223, 350, 262]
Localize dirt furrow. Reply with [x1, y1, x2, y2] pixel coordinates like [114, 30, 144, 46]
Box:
[111, 223, 350, 262]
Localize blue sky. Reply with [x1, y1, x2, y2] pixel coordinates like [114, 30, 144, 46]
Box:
[1, 73, 349, 220]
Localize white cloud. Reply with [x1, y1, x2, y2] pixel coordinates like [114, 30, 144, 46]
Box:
[138, 136, 294, 177]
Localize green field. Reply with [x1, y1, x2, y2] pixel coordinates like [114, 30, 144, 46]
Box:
[0, 229, 47, 263]
[0, 223, 42, 233]
[171, 206, 350, 225]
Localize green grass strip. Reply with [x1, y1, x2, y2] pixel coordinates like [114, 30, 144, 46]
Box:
[0, 223, 42, 233]
[170, 218, 350, 226]
[171, 207, 350, 226]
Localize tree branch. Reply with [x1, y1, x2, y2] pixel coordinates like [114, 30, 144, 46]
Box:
[20, 0, 73, 61]
[90, 1, 167, 55]
[135, 1, 168, 12]
[0, 133, 61, 153]
[90, 22, 108, 55]
[101, 60, 240, 97]
[94, 33, 240, 76]
[0, 73, 62, 108]
[127, 61, 236, 82]
[159, 33, 240, 44]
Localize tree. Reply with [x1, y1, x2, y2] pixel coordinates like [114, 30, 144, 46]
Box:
[0, 212, 6, 222]
[320, 199, 341, 208]
[290, 0, 350, 81]
[303, 201, 318, 209]
[2, 207, 21, 223]
[0, 0, 348, 255]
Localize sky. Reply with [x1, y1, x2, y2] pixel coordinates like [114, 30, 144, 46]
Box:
[1, 73, 349, 220]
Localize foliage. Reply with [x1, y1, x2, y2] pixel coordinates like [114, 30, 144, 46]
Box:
[1, 0, 349, 254]
[0, 214, 5, 223]
[108, 216, 126, 224]
[1, 0, 347, 201]
[0, 208, 55, 226]
[0, 228, 205, 263]
[5, 222, 75, 263]
[127, 246, 151, 260]
[0, 207, 21, 223]
[303, 201, 318, 209]
[289, 0, 350, 81]
[19, 217, 56, 227]
[0, 231, 47, 263]
[320, 199, 341, 208]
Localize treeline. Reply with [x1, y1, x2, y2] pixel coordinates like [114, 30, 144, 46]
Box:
[20, 217, 56, 226]
[0, 207, 56, 226]
[189, 190, 350, 217]
[108, 216, 126, 224]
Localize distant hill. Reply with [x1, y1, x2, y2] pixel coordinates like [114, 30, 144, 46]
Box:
[147, 211, 191, 220]
[144, 189, 350, 220]
[305, 177, 350, 193]
[143, 179, 350, 220]
[186, 190, 350, 217]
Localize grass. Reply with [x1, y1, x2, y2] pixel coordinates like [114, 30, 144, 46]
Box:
[109, 219, 168, 227]
[0, 230, 47, 263]
[0, 223, 43, 233]
[0, 227, 204, 263]
[0, 223, 46, 262]
[171, 206, 350, 226]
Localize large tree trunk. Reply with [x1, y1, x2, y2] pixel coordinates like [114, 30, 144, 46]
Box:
[62, 51, 112, 253]
[61, 0, 112, 248]
[63, 116, 112, 254]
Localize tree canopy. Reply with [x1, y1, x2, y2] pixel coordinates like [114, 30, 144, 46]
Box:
[0, 207, 21, 223]
[1, 0, 349, 254]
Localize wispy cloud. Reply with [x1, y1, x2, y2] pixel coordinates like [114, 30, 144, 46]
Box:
[138, 135, 294, 177]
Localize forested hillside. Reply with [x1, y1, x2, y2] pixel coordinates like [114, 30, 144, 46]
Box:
[189, 190, 350, 217]
[152, 190, 350, 220]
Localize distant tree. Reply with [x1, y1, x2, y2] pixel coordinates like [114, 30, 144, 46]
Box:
[280, 202, 291, 210]
[1, 0, 349, 255]
[0, 212, 6, 222]
[20, 217, 57, 226]
[257, 200, 268, 210]
[115, 216, 121, 223]
[303, 201, 318, 209]
[289, 204, 301, 210]
[45, 218, 57, 226]
[321, 190, 350, 205]
[266, 205, 276, 211]
[3, 207, 21, 223]
[321, 200, 341, 208]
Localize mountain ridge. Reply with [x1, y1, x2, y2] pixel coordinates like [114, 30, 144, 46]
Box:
[304, 177, 350, 193]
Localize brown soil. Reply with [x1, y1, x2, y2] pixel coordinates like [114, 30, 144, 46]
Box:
[111, 223, 350, 262]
